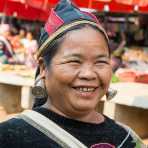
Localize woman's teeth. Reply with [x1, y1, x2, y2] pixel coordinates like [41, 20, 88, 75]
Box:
[75, 87, 96, 92]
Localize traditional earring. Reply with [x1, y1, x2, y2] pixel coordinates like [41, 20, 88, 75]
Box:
[32, 75, 48, 99]
[106, 88, 117, 101]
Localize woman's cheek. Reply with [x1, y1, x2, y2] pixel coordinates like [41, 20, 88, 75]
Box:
[54, 66, 79, 82]
[101, 67, 112, 84]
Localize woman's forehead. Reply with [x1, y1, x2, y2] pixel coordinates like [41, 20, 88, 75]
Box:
[59, 26, 109, 51]
[53, 34, 109, 59]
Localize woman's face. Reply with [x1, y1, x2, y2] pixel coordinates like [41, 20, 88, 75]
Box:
[43, 26, 112, 117]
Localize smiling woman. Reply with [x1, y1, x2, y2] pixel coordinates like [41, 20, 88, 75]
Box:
[42, 25, 112, 120]
[0, 0, 146, 148]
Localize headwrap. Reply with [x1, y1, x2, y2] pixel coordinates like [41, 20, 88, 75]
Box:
[37, 0, 109, 59]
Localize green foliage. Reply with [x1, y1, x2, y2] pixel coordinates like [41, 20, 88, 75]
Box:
[111, 74, 120, 83]
[134, 138, 145, 148]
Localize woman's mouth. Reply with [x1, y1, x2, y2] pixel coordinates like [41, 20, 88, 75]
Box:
[72, 86, 98, 98]
[74, 87, 96, 92]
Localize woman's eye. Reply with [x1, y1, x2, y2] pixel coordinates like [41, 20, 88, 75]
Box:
[96, 60, 109, 66]
[67, 60, 81, 64]
[95, 60, 109, 65]
[61, 59, 81, 65]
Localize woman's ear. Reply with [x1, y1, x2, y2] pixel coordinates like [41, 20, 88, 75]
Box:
[38, 57, 46, 78]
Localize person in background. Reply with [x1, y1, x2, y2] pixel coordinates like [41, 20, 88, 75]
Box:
[0, 0, 146, 148]
[0, 26, 16, 64]
[0, 41, 9, 64]
[21, 31, 38, 68]
[107, 23, 126, 72]
[11, 28, 26, 51]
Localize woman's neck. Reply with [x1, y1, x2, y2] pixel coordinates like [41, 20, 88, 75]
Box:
[43, 101, 104, 124]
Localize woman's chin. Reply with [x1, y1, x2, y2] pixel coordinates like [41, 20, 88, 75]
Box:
[72, 101, 97, 113]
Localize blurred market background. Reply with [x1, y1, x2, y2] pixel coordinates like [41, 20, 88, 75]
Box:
[0, 0, 148, 144]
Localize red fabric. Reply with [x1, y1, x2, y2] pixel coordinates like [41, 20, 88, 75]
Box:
[26, 0, 148, 13]
[25, 0, 58, 9]
[116, 0, 148, 7]
[82, 0, 134, 13]
[9, 0, 26, 3]
[26, 0, 50, 10]
[136, 74, 148, 84]
[0, 0, 49, 21]
[44, 8, 64, 35]
[117, 71, 138, 82]
[0, 0, 148, 21]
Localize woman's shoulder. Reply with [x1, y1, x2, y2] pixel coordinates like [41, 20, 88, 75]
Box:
[0, 117, 31, 138]
[116, 121, 147, 148]
[0, 117, 27, 147]
[0, 115, 42, 136]
[104, 116, 146, 147]
[0, 117, 25, 130]
[0, 114, 61, 148]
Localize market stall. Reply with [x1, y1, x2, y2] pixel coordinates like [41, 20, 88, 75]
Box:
[26, 0, 148, 14]
[0, 0, 49, 21]
[0, 0, 148, 141]
[0, 64, 34, 114]
[1, 0, 148, 21]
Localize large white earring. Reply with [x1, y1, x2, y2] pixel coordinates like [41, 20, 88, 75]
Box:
[106, 88, 117, 101]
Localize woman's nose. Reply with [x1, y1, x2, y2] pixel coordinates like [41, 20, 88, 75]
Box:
[78, 64, 97, 80]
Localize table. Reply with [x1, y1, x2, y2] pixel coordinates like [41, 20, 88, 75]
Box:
[0, 72, 34, 112]
[103, 82, 148, 138]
